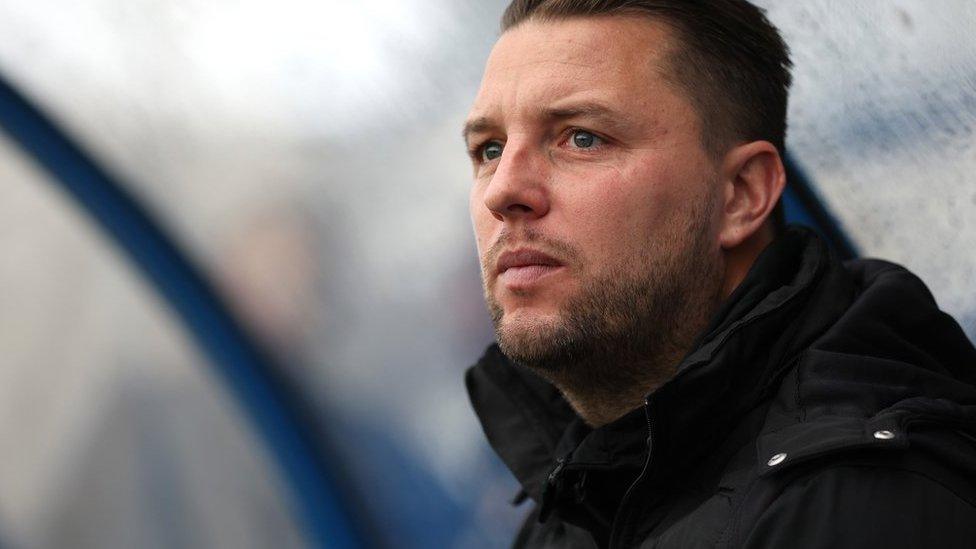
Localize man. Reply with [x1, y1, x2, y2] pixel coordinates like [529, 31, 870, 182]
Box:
[462, 1, 976, 547]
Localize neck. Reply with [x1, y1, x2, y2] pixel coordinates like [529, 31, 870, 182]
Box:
[542, 290, 719, 427]
[552, 344, 687, 427]
[548, 230, 776, 427]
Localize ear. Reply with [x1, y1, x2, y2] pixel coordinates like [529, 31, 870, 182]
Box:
[717, 141, 786, 249]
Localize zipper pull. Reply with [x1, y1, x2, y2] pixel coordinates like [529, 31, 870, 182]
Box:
[548, 457, 567, 485]
[538, 457, 567, 523]
[644, 397, 654, 450]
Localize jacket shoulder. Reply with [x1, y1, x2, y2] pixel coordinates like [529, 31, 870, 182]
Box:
[736, 453, 976, 549]
[725, 336, 976, 548]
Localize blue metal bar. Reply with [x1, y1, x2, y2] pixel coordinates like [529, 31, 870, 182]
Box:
[0, 74, 368, 549]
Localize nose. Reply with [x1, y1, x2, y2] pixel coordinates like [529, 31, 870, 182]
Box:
[482, 140, 551, 222]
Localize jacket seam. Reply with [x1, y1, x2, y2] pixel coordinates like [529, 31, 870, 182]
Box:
[794, 355, 806, 423]
[722, 472, 768, 548]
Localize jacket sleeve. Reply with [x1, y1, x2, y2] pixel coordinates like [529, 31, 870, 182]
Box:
[740, 464, 976, 549]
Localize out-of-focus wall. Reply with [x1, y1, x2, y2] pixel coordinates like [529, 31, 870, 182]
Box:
[0, 135, 307, 548]
[758, 0, 976, 338]
[0, 1, 520, 547]
[0, 1, 973, 548]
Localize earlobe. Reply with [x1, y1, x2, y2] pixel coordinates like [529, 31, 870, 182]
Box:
[717, 141, 786, 250]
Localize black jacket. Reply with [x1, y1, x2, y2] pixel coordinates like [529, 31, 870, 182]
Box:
[466, 227, 976, 548]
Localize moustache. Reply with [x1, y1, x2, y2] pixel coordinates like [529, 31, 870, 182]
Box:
[482, 229, 582, 275]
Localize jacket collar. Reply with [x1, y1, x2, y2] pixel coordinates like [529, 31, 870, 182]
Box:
[466, 227, 853, 501]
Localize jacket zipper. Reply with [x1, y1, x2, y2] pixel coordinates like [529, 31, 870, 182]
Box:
[607, 397, 655, 549]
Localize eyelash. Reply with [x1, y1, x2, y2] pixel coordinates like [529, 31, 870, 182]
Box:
[565, 128, 604, 150]
[469, 128, 607, 165]
[469, 142, 495, 162]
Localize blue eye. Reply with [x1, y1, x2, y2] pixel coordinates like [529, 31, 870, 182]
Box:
[481, 142, 504, 162]
[571, 130, 600, 149]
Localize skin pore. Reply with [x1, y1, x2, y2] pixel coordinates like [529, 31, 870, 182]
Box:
[465, 15, 785, 427]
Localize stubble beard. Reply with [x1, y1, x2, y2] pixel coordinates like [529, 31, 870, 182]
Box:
[483, 207, 724, 424]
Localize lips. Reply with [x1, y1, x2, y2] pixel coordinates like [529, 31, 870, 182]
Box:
[495, 248, 564, 288]
[496, 249, 562, 274]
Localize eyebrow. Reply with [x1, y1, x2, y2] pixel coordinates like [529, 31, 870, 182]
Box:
[462, 102, 633, 145]
[462, 116, 499, 145]
[544, 102, 623, 123]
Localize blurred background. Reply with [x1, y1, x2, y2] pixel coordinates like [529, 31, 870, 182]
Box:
[0, 0, 973, 547]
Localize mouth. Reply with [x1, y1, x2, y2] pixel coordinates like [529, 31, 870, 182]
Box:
[495, 248, 565, 288]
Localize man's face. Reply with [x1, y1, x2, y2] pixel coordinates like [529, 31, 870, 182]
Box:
[465, 16, 724, 371]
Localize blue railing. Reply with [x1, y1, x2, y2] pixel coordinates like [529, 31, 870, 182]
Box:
[0, 73, 371, 549]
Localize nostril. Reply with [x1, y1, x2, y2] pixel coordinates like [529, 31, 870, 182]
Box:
[482, 170, 549, 220]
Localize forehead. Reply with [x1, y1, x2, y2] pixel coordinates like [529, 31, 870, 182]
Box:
[468, 16, 681, 127]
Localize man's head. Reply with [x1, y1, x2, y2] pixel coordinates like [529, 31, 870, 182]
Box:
[464, 1, 792, 424]
[502, 0, 792, 172]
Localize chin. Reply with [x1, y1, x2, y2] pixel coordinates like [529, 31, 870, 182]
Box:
[494, 307, 569, 361]
[497, 300, 563, 329]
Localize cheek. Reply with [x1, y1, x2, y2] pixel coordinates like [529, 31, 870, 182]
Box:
[565, 163, 696, 266]
[581, 165, 678, 231]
